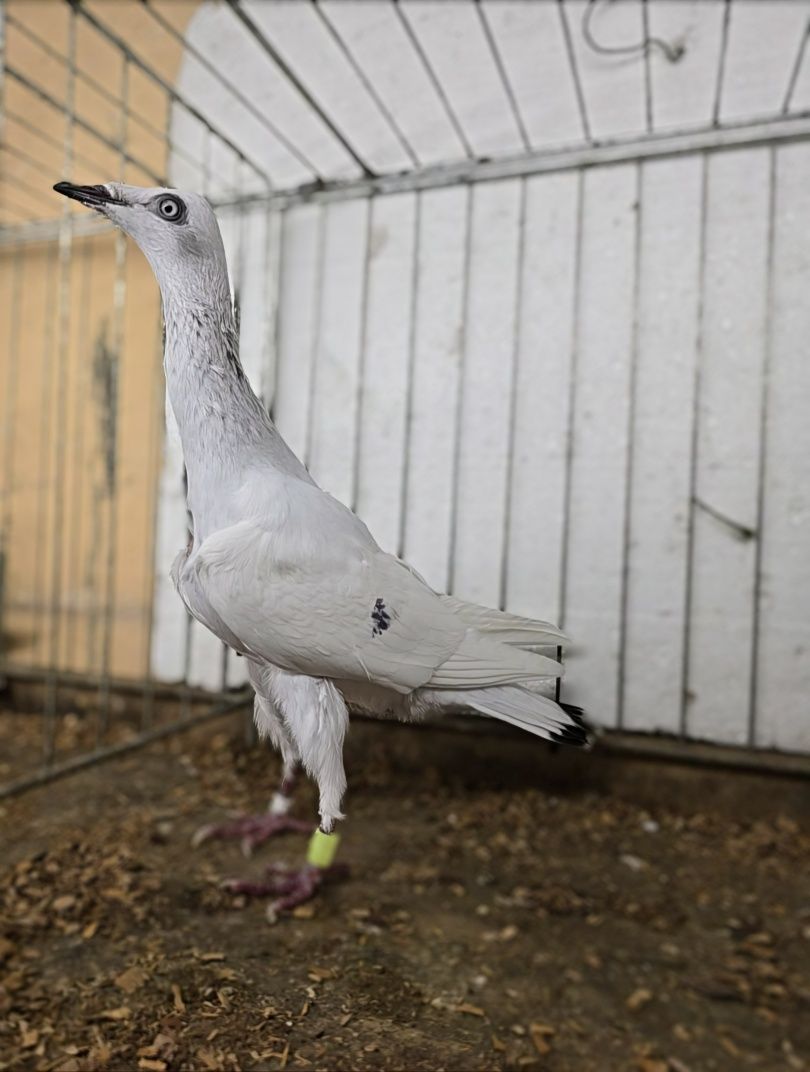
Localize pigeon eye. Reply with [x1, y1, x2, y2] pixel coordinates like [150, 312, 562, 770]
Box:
[156, 195, 185, 223]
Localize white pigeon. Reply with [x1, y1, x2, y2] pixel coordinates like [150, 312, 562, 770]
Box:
[55, 181, 587, 911]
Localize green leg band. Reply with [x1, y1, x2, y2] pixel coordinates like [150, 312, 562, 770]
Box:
[307, 828, 340, 869]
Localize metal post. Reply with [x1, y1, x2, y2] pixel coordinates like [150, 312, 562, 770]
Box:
[392, 0, 474, 159]
[558, 0, 592, 143]
[96, 55, 129, 743]
[0, 249, 24, 688]
[616, 161, 645, 729]
[445, 184, 474, 596]
[712, 0, 732, 127]
[43, 3, 78, 763]
[499, 177, 528, 612]
[557, 169, 586, 632]
[303, 205, 327, 471]
[679, 153, 711, 737]
[349, 196, 376, 514]
[748, 146, 778, 747]
[396, 191, 422, 562]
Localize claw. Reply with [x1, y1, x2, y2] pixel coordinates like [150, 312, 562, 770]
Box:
[222, 861, 349, 919]
[192, 813, 314, 854]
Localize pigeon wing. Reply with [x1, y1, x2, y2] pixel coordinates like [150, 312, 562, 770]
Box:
[188, 520, 469, 693]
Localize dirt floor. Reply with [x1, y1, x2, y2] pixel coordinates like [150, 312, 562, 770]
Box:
[1, 708, 809, 1072]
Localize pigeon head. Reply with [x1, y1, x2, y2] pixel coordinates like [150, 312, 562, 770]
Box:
[53, 181, 229, 303]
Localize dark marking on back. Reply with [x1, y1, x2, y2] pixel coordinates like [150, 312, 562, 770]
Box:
[371, 598, 391, 637]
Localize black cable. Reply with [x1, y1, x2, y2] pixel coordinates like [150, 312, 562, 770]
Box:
[582, 0, 685, 65]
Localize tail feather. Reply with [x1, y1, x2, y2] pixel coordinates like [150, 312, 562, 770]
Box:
[560, 702, 587, 728]
[428, 633, 562, 689]
[440, 595, 568, 649]
[466, 685, 589, 747]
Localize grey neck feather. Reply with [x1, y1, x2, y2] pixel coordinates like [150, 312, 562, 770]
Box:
[162, 287, 264, 452]
[159, 275, 311, 541]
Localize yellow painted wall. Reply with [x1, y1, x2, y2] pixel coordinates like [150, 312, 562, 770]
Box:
[0, 0, 198, 678]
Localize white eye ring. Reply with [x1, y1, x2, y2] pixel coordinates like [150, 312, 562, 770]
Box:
[157, 196, 184, 222]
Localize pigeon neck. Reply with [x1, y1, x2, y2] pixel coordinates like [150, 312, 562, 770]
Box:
[161, 288, 267, 457]
[159, 283, 312, 541]
[160, 286, 276, 545]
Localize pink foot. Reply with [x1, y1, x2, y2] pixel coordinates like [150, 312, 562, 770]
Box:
[222, 862, 349, 919]
[192, 813, 314, 856]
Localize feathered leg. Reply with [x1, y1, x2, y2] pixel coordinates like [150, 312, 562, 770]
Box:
[270, 672, 349, 834]
[198, 666, 350, 918]
[192, 668, 314, 855]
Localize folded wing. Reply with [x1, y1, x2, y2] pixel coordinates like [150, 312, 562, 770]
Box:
[184, 520, 562, 694]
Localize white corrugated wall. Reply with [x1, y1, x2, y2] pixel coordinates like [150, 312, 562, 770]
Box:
[151, 1, 810, 754]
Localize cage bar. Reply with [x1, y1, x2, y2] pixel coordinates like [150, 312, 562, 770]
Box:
[2, 0, 810, 801]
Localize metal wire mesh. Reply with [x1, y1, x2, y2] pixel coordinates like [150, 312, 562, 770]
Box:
[2, 0, 810, 795]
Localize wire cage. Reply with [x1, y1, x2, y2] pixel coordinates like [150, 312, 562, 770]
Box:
[2, 0, 810, 796]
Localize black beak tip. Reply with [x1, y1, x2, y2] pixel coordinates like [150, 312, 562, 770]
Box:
[53, 182, 116, 208]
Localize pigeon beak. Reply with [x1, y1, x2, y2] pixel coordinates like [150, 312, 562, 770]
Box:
[53, 182, 119, 209]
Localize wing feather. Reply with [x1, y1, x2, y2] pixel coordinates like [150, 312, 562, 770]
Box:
[180, 485, 564, 696]
[186, 521, 467, 693]
[427, 634, 561, 689]
[438, 595, 568, 648]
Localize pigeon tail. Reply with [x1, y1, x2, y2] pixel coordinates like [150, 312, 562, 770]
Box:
[465, 685, 590, 747]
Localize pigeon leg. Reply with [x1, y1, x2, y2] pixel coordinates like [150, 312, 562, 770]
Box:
[192, 765, 314, 855]
[222, 829, 348, 921]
